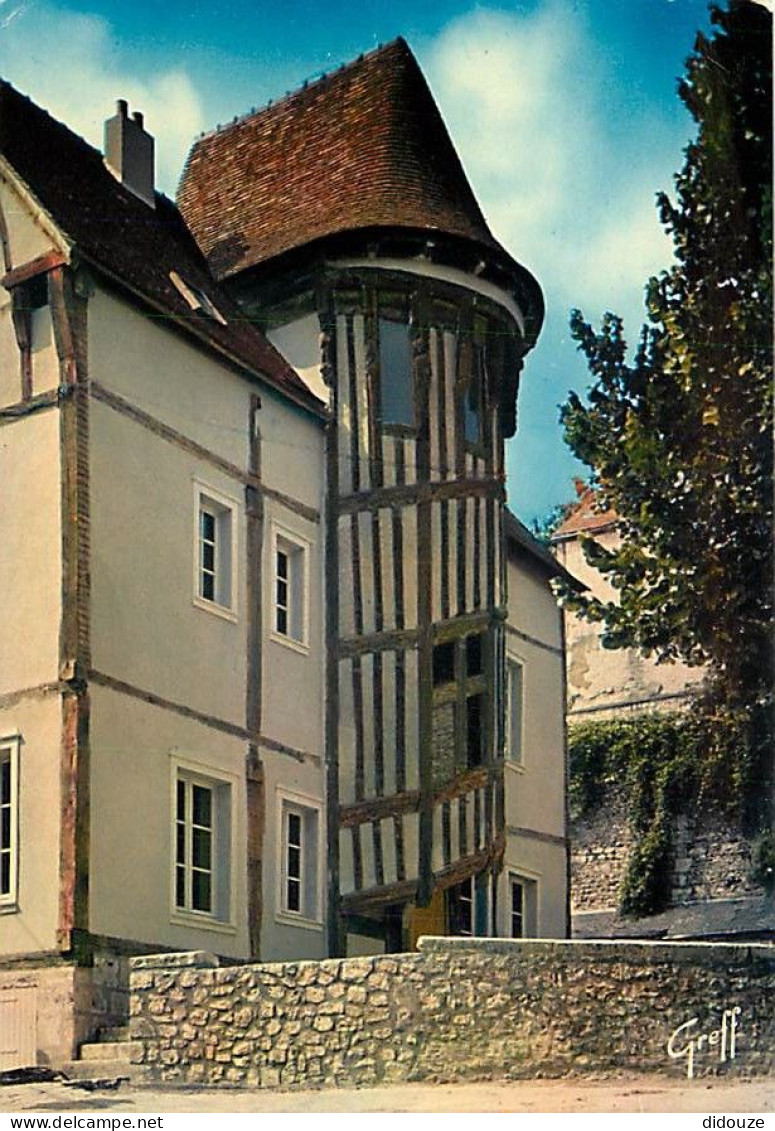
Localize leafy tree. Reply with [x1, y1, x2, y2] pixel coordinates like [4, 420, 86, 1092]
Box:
[560, 0, 772, 826]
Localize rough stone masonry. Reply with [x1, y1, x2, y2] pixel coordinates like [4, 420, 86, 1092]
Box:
[129, 937, 775, 1089]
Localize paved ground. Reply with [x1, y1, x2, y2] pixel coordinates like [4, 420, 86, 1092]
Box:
[1, 1075, 773, 1113]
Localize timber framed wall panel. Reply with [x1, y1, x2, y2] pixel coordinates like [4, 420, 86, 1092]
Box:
[361, 653, 375, 797]
[378, 510, 396, 633]
[336, 315, 352, 497]
[431, 501, 443, 624]
[403, 647, 420, 792]
[356, 512, 375, 636]
[381, 651, 397, 797]
[401, 504, 419, 631]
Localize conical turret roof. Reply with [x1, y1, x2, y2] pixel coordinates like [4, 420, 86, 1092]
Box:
[178, 39, 523, 285]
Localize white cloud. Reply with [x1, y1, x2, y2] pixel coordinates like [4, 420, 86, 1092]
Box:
[423, 3, 681, 325]
[0, 2, 204, 194]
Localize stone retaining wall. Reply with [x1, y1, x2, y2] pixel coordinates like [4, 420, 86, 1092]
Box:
[570, 790, 759, 913]
[129, 938, 775, 1089]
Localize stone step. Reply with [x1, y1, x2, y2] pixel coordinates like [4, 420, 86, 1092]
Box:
[62, 1058, 132, 1082]
[98, 1026, 131, 1043]
[78, 1040, 142, 1061]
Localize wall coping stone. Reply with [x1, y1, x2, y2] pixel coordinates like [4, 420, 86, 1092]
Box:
[417, 935, 775, 965]
[129, 951, 221, 971]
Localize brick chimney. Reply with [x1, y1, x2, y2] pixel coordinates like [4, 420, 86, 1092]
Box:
[104, 99, 155, 208]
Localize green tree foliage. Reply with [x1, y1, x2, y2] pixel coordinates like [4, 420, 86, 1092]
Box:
[560, 1, 773, 826]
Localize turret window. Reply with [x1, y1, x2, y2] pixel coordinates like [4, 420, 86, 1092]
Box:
[379, 318, 414, 428]
[463, 342, 486, 447]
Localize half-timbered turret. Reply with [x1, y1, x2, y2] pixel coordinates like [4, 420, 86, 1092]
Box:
[179, 38, 545, 953]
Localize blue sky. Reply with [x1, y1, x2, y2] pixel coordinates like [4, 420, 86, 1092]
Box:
[0, 0, 714, 522]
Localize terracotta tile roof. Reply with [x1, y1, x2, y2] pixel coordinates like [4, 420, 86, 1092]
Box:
[0, 79, 323, 416]
[551, 486, 618, 540]
[178, 38, 515, 281]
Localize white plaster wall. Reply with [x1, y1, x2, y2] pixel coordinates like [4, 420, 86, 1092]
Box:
[0, 176, 63, 408]
[267, 314, 327, 404]
[89, 286, 325, 514]
[89, 395, 246, 725]
[88, 682, 249, 957]
[0, 175, 62, 270]
[503, 551, 567, 935]
[0, 285, 20, 407]
[30, 306, 58, 397]
[554, 533, 704, 717]
[505, 556, 565, 838]
[260, 753, 326, 962]
[261, 502, 324, 760]
[0, 409, 61, 695]
[502, 833, 567, 939]
[0, 693, 62, 954]
[87, 282, 327, 960]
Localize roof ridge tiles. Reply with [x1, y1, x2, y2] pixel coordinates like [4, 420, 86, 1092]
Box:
[193, 37, 410, 145]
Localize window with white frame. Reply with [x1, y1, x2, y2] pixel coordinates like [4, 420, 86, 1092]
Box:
[278, 793, 321, 923]
[0, 737, 19, 907]
[509, 874, 537, 938]
[505, 659, 524, 765]
[194, 485, 236, 615]
[272, 527, 309, 647]
[174, 767, 232, 923]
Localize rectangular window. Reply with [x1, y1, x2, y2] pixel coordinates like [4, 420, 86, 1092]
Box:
[173, 767, 232, 923]
[379, 318, 414, 428]
[194, 484, 236, 616]
[506, 660, 524, 765]
[272, 527, 309, 649]
[466, 694, 484, 768]
[285, 809, 303, 913]
[509, 873, 538, 938]
[0, 738, 19, 907]
[463, 341, 485, 447]
[432, 640, 456, 686]
[278, 794, 321, 922]
[447, 877, 473, 936]
[511, 879, 524, 938]
[431, 633, 489, 777]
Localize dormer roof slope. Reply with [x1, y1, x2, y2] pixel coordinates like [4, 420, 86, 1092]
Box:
[0, 79, 323, 415]
[178, 39, 526, 288]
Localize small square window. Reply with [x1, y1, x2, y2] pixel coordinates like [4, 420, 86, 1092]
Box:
[194, 484, 237, 617]
[432, 640, 456, 686]
[173, 767, 232, 923]
[278, 794, 321, 923]
[0, 737, 20, 908]
[272, 527, 310, 649]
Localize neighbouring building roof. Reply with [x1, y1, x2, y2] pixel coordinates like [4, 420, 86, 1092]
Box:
[551, 485, 618, 541]
[505, 508, 584, 591]
[573, 897, 775, 942]
[0, 79, 323, 417]
[177, 38, 538, 305]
